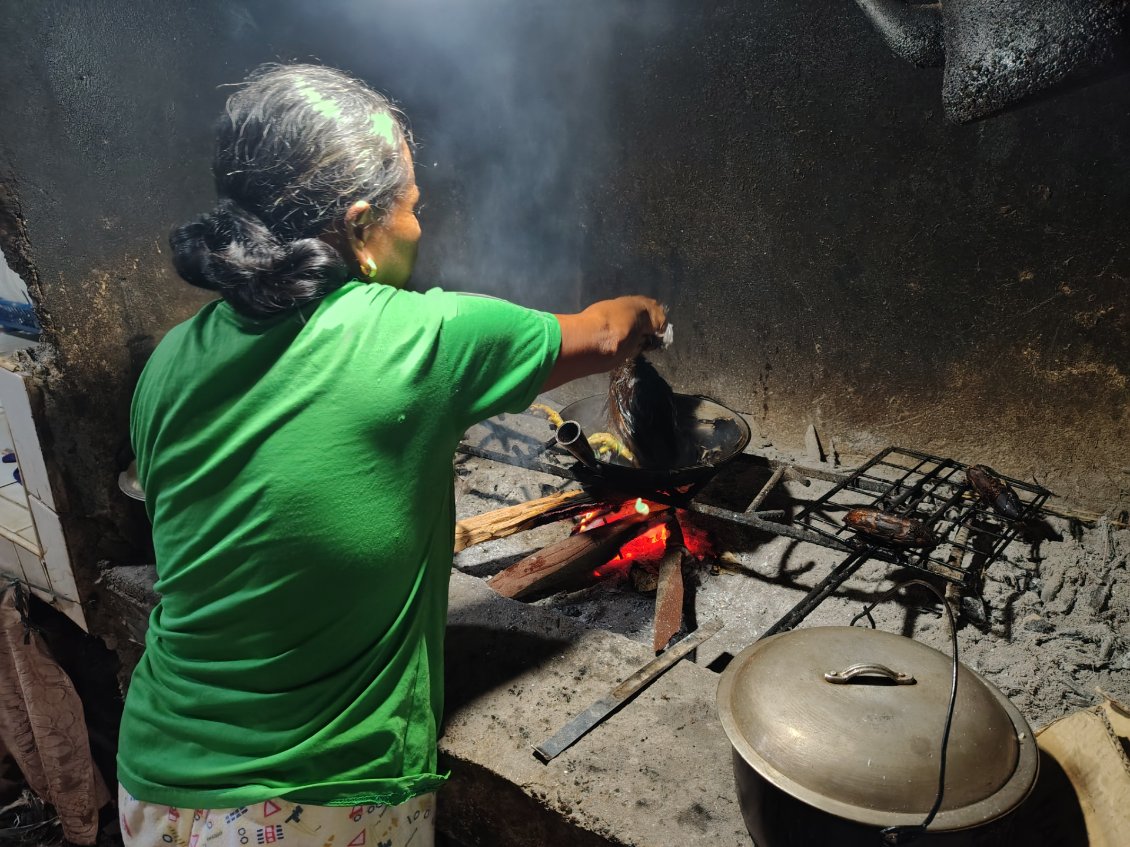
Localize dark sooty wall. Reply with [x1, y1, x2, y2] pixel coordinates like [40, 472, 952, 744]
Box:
[592, 2, 1130, 512]
[0, 0, 1126, 599]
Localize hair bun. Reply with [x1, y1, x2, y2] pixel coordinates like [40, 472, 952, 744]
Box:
[169, 200, 348, 317]
[169, 218, 222, 291]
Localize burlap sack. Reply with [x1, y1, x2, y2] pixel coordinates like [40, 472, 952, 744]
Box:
[0, 583, 109, 844]
[1011, 696, 1130, 846]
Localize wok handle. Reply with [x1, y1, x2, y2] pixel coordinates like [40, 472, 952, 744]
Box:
[823, 663, 916, 685]
[555, 420, 599, 470]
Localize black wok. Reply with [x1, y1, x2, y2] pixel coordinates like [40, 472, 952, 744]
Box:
[554, 393, 751, 491]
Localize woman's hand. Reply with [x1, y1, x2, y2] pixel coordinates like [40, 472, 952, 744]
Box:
[544, 296, 668, 390]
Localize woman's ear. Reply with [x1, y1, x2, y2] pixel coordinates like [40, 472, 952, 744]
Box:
[344, 200, 372, 243]
[344, 200, 381, 280]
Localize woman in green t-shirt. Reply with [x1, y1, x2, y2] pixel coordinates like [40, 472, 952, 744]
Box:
[118, 63, 666, 847]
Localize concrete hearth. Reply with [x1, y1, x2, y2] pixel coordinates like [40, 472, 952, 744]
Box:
[97, 564, 751, 846]
[440, 572, 749, 847]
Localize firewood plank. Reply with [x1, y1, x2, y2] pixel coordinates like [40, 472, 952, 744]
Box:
[489, 512, 664, 600]
[653, 546, 685, 653]
[454, 489, 594, 553]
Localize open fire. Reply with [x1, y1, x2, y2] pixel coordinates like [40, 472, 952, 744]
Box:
[574, 498, 716, 579]
[478, 490, 721, 652]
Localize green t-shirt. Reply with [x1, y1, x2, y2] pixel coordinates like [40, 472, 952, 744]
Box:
[118, 281, 560, 809]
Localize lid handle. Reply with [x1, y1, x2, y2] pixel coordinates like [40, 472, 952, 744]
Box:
[824, 663, 916, 685]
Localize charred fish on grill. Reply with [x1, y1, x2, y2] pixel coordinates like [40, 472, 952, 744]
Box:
[966, 464, 1023, 520]
[843, 507, 938, 548]
[608, 355, 680, 469]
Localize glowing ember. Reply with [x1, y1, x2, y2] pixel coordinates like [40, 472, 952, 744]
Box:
[573, 499, 654, 535]
[677, 513, 716, 561]
[575, 508, 603, 532]
[574, 497, 716, 580]
[592, 522, 670, 579]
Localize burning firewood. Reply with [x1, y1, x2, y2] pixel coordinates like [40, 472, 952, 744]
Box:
[488, 511, 666, 600]
[653, 541, 686, 653]
[454, 489, 595, 553]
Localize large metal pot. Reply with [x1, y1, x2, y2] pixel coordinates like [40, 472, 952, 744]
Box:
[717, 626, 1039, 846]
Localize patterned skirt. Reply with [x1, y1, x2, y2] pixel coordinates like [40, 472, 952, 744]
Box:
[118, 784, 435, 847]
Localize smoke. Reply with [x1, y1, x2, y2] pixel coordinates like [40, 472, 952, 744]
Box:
[281, 0, 675, 312]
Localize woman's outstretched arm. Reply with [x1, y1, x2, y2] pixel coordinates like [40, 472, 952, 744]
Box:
[544, 296, 668, 390]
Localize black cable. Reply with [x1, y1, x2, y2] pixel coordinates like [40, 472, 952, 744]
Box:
[849, 579, 959, 846]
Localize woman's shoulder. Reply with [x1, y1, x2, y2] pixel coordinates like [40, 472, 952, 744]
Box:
[323, 281, 461, 322]
[317, 283, 551, 349]
[143, 301, 223, 366]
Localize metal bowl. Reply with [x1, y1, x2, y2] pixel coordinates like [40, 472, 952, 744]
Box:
[118, 460, 145, 501]
[555, 393, 751, 490]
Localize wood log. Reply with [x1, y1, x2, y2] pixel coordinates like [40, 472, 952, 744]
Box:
[454, 489, 594, 553]
[653, 545, 686, 653]
[489, 511, 665, 600]
[1043, 502, 1129, 529]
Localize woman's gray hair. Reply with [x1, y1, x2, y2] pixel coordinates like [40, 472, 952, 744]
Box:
[170, 63, 413, 317]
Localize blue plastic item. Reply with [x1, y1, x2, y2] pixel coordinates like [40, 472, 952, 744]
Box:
[0, 298, 40, 340]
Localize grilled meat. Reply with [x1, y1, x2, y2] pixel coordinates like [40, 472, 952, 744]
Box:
[608, 355, 680, 469]
[967, 464, 1023, 520]
[843, 507, 937, 548]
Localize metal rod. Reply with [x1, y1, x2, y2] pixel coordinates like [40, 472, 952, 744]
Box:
[883, 456, 936, 510]
[760, 552, 870, 639]
[792, 446, 900, 523]
[687, 503, 856, 552]
[768, 458, 880, 491]
[746, 466, 786, 514]
[456, 443, 573, 479]
[533, 619, 723, 763]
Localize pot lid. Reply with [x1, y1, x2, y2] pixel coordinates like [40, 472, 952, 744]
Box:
[717, 626, 1038, 831]
[118, 460, 145, 501]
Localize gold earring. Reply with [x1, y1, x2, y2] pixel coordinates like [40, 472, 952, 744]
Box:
[362, 256, 379, 280]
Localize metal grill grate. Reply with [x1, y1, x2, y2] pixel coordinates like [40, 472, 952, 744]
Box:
[790, 446, 1051, 587]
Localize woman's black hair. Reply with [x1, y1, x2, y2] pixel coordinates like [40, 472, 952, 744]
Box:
[170, 64, 413, 318]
